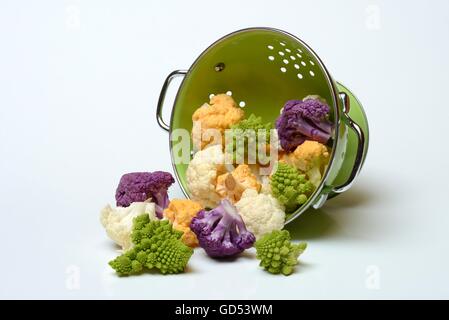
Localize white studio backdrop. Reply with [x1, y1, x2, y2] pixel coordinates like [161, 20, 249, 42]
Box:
[0, 0, 448, 299]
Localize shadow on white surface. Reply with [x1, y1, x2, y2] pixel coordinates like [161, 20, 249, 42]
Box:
[326, 185, 380, 209]
[296, 260, 315, 273]
[197, 249, 257, 264]
[287, 208, 338, 240]
[287, 181, 382, 241]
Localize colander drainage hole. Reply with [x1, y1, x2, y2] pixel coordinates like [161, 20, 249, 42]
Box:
[290, 55, 296, 60]
[239, 101, 246, 108]
[280, 67, 287, 73]
[309, 60, 315, 66]
[285, 48, 291, 53]
[280, 42, 286, 46]
[268, 55, 275, 61]
[296, 53, 302, 58]
[301, 61, 307, 66]
[294, 64, 300, 69]
[214, 62, 225, 72]
[309, 71, 315, 77]
[267, 45, 274, 50]
[297, 73, 303, 79]
[209, 93, 215, 100]
[283, 59, 289, 64]
[278, 51, 285, 56]
[226, 91, 232, 96]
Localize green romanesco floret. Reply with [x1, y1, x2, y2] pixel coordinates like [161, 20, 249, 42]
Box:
[270, 162, 315, 213]
[226, 114, 272, 164]
[255, 230, 307, 276]
[231, 114, 272, 134]
[108, 248, 144, 276]
[109, 215, 193, 276]
[146, 238, 193, 274]
[131, 214, 183, 245]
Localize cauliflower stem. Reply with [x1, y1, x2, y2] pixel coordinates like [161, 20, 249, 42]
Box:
[216, 164, 261, 203]
[115, 171, 175, 218]
[190, 199, 255, 258]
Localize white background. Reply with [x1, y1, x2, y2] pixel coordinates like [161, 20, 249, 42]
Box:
[1, 0, 448, 299]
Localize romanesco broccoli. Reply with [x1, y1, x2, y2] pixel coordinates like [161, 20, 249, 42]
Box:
[270, 162, 314, 213]
[131, 214, 182, 245]
[255, 230, 307, 276]
[146, 238, 193, 274]
[226, 114, 272, 164]
[109, 215, 193, 275]
[109, 248, 144, 275]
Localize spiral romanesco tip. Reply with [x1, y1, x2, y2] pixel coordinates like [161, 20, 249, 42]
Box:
[146, 238, 193, 274]
[270, 162, 314, 213]
[109, 216, 193, 276]
[254, 230, 307, 276]
[108, 249, 144, 276]
[131, 217, 183, 245]
[226, 114, 273, 164]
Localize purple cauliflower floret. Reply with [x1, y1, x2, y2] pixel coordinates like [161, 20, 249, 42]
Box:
[190, 199, 255, 258]
[115, 171, 175, 218]
[276, 98, 333, 152]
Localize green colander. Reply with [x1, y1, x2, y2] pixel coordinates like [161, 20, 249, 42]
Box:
[155, 27, 369, 224]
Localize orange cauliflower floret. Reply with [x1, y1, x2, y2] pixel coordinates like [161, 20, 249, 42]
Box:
[192, 94, 244, 150]
[282, 140, 330, 187]
[163, 199, 203, 247]
[215, 164, 261, 203]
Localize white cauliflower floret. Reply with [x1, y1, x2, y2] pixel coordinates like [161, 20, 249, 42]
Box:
[235, 189, 285, 239]
[186, 145, 226, 208]
[260, 175, 272, 195]
[100, 202, 157, 250]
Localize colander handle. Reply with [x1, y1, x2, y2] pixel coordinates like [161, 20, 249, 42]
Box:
[332, 92, 366, 194]
[156, 70, 188, 131]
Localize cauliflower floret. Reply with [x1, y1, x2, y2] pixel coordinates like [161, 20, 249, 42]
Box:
[216, 164, 261, 203]
[192, 94, 244, 150]
[163, 199, 203, 247]
[186, 145, 226, 208]
[282, 140, 330, 187]
[260, 175, 272, 195]
[235, 189, 285, 239]
[100, 202, 157, 250]
[115, 171, 174, 218]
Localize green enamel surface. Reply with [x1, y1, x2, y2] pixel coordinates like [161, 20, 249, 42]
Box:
[167, 28, 369, 218]
[170, 28, 338, 197]
[328, 83, 369, 191]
